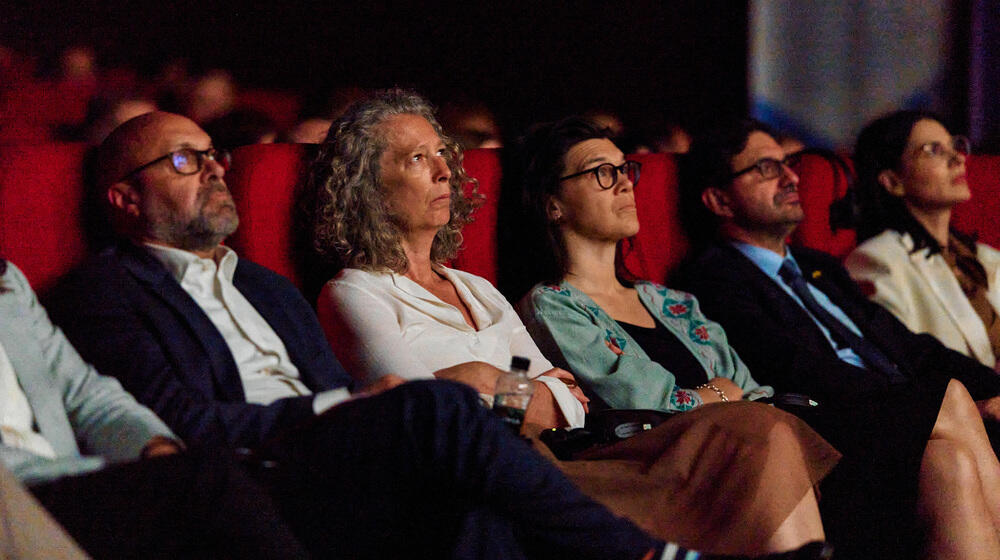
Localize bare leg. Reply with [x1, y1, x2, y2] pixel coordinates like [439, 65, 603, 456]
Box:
[930, 380, 1000, 531]
[919, 439, 1000, 560]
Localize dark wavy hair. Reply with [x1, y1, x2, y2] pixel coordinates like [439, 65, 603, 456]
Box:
[498, 116, 620, 300]
[678, 118, 777, 246]
[306, 89, 482, 273]
[838, 109, 973, 255]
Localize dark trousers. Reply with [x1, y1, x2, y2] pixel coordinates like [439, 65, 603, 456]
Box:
[258, 380, 660, 560]
[30, 452, 309, 559]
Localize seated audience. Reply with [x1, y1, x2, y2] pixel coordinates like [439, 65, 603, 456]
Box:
[653, 122, 692, 154]
[284, 117, 333, 143]
[59, 92, 157, 144]
[508, 116, 837, 554]
[439, 98, 503, 149]
[309, 91, 835, 557]
[311, 90, 588, 429]
[842, 110, 1000, 369]
[0, 259, 306, 558]
[204, 108, 278, 150]
[183, 69, 236, 124]
[45, 110, 720, 560]
[673, 118, 1000, 560]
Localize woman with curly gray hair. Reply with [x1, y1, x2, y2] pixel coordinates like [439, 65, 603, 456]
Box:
[308, 89, 589, 428]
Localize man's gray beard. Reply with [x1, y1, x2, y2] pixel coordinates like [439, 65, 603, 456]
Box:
[149, 209, 239, 253]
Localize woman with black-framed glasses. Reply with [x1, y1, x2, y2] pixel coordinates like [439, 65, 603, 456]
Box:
[842, 110, 1000, 369]
[508, 116, 839, 556]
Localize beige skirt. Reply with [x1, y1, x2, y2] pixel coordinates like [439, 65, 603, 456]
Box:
[529, 401, 840, 555]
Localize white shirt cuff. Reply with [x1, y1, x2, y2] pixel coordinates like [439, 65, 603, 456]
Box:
[535, 375, 586, 428]
[312, 388, 353, 414]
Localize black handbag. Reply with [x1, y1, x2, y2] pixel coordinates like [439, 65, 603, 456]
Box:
[540, 394, 820, 460]
[539, 408, 677, 460]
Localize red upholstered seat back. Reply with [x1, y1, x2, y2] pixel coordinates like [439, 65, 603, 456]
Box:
[789, 153, 856, 259]
[451, 149, 501, 284]
[622, 153, 687, 285]
[226, 143, 309, 286]
[954, 154, 1000, 249]
[0, 143, 89, 292]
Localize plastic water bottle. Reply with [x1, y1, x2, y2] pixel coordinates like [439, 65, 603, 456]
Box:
[492, 356, 535, 433]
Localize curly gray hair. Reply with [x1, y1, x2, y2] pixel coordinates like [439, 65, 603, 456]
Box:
[308, 88, 482, 273]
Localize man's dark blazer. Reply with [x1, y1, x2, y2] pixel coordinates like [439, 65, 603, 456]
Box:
[44, 241, 353, 449]
[673, 243, 1000, 407]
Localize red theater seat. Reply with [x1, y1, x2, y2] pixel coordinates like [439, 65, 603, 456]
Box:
[789, 153, 856, 259]
[226, 143, 309, 286]
[0, 143, 89, 292]
[623, 153, 687, 285]
[451, 149, 501, 284]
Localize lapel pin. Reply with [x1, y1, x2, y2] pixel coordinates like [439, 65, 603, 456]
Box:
[811, 270, 822, 279]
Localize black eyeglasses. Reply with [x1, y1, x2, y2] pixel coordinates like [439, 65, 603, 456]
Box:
[558, 160, 641, 189]
[119, 147, 232, 183]
[729, 152, 801, 181]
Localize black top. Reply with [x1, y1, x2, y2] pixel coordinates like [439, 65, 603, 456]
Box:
[616, 319, 710, 389]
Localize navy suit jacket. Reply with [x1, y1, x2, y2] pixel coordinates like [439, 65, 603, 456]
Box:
[673, 243, 1000, 407]
[45, 241, 353, 449]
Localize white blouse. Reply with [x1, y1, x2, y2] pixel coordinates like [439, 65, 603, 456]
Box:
[319, 266, 585, 427]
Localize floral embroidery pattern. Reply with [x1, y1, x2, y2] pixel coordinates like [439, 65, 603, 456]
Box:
[670, 389, 698, 411]
[604, 330, 626, 355]
[541, 283, 573, 296]
[661, 294, 712, 346]
[693, 326, 709, 341]
[667, 303, 689, 316]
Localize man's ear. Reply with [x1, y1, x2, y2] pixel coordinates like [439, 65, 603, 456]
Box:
[877, 170, 905, 197]
[701, 187, 734, 218]
[545, 195, 565, 222]
[107, 182, 141, 218]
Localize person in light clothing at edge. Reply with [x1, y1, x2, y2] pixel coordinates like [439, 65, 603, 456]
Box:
[843, 110, 1000, 370]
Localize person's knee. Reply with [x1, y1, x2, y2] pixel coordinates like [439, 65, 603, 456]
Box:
[943, 379, 976, 417]
[934, 379, 978, 435]
[923, 439, 978, 488]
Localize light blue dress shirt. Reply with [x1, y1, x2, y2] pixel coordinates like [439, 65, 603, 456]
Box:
[731, 242, 867, 369]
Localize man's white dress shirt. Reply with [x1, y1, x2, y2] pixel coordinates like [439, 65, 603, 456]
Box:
[146, 244, 349, 413]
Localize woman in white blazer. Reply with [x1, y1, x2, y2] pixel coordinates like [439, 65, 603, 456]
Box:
[843, 110, 1000, 368]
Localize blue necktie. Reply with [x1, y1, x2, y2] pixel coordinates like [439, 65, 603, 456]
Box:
[778, 260, 906, 384]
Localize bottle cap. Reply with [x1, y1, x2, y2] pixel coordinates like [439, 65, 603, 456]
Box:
[510, 356, 531, 372]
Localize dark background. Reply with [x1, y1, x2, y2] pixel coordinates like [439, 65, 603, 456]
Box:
[2, 1, 750, 139]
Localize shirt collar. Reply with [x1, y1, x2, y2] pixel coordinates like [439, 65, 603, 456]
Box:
[730, 241, 797, 280]
[144, 243, 238, 283]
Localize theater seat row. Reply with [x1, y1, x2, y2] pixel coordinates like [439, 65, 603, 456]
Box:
[2, 142, 999, 295]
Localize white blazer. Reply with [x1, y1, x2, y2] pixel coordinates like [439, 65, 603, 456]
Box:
[845, 230, 1000, 368]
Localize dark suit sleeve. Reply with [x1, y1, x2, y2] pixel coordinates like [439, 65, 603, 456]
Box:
[45, 263, 323, 450]
[675, 258, 881, 405]
[814, 251, 1000, 401]
[675, 247, 1000, 406]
